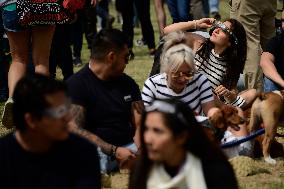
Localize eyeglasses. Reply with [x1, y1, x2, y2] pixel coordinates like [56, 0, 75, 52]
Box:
[212, 20, 238, 45]
[171, 71, 195, 80]
[43, 100, 71, 119]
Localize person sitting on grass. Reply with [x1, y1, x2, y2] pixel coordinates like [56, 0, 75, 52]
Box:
[0, 73, 101, 189]
[142, 42, 215, 116]
[150, 18, 257, 110]
[129, 99, 238, 189]
[66, 28, 144, 174]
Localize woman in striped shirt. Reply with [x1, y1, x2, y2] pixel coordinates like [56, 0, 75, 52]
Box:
[142, 43, 215, 116]
[161, 18, 257, 110]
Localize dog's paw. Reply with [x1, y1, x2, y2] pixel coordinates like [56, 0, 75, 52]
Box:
[264, 156, 276, 165]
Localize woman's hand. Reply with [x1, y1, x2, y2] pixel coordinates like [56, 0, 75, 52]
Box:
[196, 18, 215, 29]
[214, 85, 237, 103]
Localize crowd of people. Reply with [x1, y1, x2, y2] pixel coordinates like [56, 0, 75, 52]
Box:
[0, 0, 284, 188]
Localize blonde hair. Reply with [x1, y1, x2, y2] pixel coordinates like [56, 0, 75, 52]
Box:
[162, 31, 187, 53]
[160, 43, 196, 74]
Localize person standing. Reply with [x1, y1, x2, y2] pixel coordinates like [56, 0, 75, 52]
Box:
[115, 0, 156, 58]
[166, 0, 192, 23]
[230, 0, 277, 91]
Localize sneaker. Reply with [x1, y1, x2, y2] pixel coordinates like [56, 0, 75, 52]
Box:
[73, 57, 83, 67]
[149, 49, 156, 58]
[1, 97, 14, 129]
[135, 38, 146, 47]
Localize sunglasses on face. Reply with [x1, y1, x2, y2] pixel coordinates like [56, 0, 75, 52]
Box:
[43, 100, 71, 119]
[171, 71, 195, 80]
[212, 21, 239, 45]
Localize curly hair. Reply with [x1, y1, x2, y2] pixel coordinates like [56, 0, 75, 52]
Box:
[196, 18, 247, 90]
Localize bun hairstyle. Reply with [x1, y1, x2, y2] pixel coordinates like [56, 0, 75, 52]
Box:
[159, 31, 196, 74]
[162, 31, 187, 53]
[160, 43, 196, 74]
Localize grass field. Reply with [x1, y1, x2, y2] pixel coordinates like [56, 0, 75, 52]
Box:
[1, 0, 284, 188]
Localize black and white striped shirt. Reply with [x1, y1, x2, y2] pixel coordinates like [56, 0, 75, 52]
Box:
[194, 49, 245, 107]
[142, 73, 214, 115]
[194, 50, 227, 89]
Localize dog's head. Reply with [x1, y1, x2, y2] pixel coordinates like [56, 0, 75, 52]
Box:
[209, 105, 245, 132]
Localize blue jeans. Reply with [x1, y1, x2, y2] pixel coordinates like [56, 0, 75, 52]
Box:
[97, 143, 138, 174]
[209, 0, 219, 13]
[263, 76, 282, 92]
[1, 6, 27, 32]
[166, 0, 191, 23]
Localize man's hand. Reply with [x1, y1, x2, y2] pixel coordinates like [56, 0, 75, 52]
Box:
[115, 147, 137, 169]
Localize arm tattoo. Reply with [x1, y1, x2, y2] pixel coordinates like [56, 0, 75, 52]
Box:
[70, 104, 86, 128]
[69, 104, 113, 155]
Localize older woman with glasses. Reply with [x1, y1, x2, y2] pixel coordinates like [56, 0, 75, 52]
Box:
[142, 43, 215, 116]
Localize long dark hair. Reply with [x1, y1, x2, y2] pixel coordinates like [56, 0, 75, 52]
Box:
[196, 18, 247, 90]
[129, 99, 231, 189]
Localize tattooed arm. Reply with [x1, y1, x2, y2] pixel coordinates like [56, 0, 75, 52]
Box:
[69, 104, 113, 155]
[68, 104, 136, 164]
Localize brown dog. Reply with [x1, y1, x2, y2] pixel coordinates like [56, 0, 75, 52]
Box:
[206, 105, 245, 143]
[248, 90, 284, 164]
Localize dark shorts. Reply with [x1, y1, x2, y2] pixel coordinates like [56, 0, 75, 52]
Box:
[1, 9, 27, 32]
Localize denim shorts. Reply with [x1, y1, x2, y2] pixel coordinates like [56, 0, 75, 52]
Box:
[1, 8, 27, 32]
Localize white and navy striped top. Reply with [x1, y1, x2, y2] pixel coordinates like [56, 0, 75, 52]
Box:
[194, 49, 245, 107]
[142, 73, 214, 115]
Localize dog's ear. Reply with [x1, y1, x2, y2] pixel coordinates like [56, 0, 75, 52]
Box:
[209, 110, 225, 129]
[258, 92, 267, 101]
